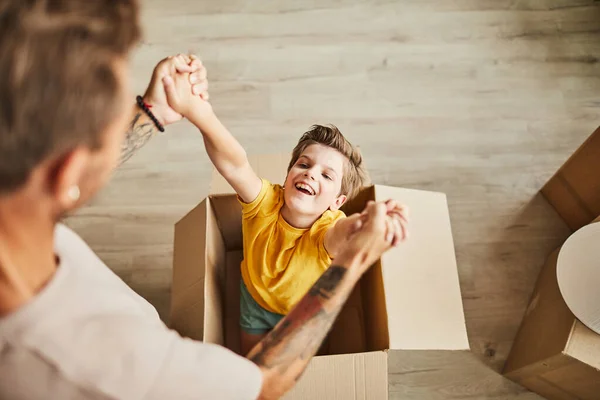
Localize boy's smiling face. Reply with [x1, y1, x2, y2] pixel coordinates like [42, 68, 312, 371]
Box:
[283, 144, 347, 220]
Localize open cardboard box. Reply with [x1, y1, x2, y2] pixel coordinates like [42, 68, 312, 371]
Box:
[170, 154, 469, 399]
[503, 215, 600, 400]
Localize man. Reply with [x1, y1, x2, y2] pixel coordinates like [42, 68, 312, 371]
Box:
[0, 1, 408, 399]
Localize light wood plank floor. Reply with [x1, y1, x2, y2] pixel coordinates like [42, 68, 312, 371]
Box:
[66, 0, 600, 398]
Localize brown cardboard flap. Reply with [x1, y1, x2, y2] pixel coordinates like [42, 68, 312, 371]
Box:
[203, 198, 226, 345]
[541, 126, 600, 231]
[328, 281, 367, 355]
[210, 153, 289, 195]
[503, 249, 576, 376]
[224, 250, 243, 354]
[520, 364, 581, 400]
[373, 185, 469, 350]
[170, 200, 208, 340]
[170, 196, 227, 345]
[541, 354, 600, 399]
[210, 194, 243, 250]
[341, 186, 391, 352]
[564, 321, 600, 371]
[284, 351, 388, 400]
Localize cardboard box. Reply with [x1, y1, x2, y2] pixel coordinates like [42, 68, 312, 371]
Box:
[503, 216, 600, 400]
[170, 154, 469, 399]
[541, 126, 600, 231]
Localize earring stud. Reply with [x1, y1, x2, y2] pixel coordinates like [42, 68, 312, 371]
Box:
[67, 185, 80, 202]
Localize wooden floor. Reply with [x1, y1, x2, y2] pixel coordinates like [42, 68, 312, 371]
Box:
[65, 0, 600, 398]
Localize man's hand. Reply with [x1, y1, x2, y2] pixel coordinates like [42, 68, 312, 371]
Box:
[142, 54, 208, 126]
[162, 57, 212, 122]
[338, 200, 409, 276]
[371, 199, 409, 245]
[326, 200, 408, 259]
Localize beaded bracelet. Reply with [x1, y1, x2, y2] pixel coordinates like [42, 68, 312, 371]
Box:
[136, 95, 165, 132]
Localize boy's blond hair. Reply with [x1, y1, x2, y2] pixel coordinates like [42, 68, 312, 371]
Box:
[288, 125, 366, 199]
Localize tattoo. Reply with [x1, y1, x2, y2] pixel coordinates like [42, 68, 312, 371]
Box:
[248, 266, 349, 381]
[308, 266, 346, 300]
[119, 111, 157, 165]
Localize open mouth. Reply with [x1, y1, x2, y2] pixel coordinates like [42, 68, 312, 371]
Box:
[295, 182, 316, 196]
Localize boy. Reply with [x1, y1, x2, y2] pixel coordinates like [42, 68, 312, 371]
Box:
[163, 64, 408, 354]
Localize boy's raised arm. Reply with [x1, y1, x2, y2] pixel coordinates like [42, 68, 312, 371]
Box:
[162, 66, 262, 203]
[189, 110, 262, 203]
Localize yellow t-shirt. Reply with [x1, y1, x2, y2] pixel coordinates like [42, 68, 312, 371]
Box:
[239, 179, 345, 315]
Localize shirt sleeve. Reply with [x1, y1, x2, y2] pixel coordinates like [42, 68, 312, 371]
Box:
[310, 210, 346, 262]
[147, 334, 263, 400]
[238, 178, 282, 219]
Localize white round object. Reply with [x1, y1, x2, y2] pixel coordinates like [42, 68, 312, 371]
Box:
[557, 221, 600, 334]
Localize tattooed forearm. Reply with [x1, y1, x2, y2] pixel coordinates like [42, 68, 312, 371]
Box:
[119, 110, 157, 166]
[248, 265, 355, 397]
[307, 266, 347, 300]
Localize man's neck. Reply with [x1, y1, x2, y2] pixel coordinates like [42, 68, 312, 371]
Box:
[0, 190, 57, 316]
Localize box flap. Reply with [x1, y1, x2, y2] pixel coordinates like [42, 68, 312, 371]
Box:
[374, 185, 469, 350]
[210, 153, 289, 195]
[565, 321, 600, 370]
[541, 126, 600, 231]
[503, 249, 576, 376]
[284, 351, 388, 400]
[170, 200, 209, 340]
[170, 197, 226, 345]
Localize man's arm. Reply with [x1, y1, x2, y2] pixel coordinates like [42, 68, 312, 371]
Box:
[118, 54, 207, 165]
[118, 108, 157, 166]
[250, 201, 407, 400]
[249, 258, 360, 399]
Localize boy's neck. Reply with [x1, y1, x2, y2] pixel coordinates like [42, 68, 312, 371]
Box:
[280, 203, 321, 229]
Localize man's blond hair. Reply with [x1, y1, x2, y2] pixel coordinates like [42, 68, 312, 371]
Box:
[0, 0, 140, 193]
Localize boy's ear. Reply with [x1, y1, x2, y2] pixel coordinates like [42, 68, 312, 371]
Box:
[330, 194, 347, 211]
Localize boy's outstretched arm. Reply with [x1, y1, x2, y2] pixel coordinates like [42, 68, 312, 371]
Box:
[162, 64, 262, 203]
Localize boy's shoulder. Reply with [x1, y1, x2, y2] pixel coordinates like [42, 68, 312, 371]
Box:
[310, 209, 346, 231]
[252, 179, 285, 213]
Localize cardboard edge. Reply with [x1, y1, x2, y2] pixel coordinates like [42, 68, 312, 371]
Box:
[283, 351, 389, 400]
[373, 184, 448, 199]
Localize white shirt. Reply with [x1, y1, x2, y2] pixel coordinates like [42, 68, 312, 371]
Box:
[0, 224, 262, 400]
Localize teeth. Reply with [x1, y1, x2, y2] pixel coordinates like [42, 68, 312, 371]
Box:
[295, 182, 315, 195]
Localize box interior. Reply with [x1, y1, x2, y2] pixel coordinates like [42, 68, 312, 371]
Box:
[204, 187, 390, 355]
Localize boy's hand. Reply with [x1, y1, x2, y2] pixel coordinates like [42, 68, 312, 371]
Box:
[142, 54, 207, 126]
[162, 56, 213, 121]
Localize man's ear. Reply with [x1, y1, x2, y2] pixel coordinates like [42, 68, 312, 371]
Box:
[330, 194, 347, 211]
[48, 147, 90, 210]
